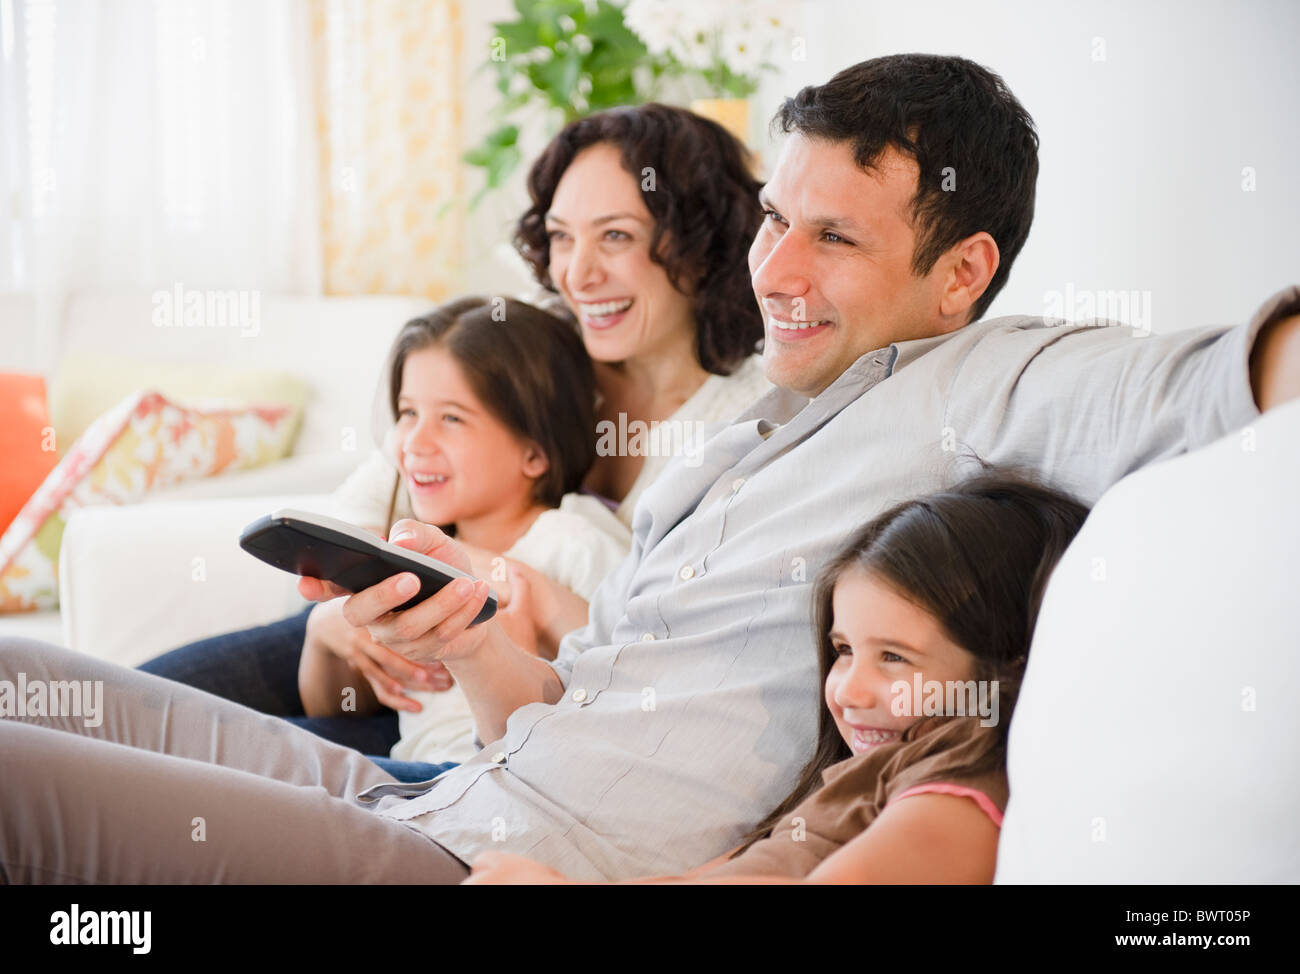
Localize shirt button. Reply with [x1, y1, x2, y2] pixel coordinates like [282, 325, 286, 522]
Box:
[641, 632, 656, 642]
[490, 751, 507, 764]
[678, 565, 695, 580]
[731, 477, 745, 492]
[571, 688, 588, 703]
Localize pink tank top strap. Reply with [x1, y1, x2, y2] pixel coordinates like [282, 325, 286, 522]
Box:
[888, 782, 1005, 828]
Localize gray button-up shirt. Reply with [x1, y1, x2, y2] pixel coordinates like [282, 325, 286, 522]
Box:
[357, 287, 1296, 880]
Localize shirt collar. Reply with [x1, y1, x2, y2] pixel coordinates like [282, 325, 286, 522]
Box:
[825, 322, 965, 390]
[889, 325, 970, 372]
[747, 324, 971, 426]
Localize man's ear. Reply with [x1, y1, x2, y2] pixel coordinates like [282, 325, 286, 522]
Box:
[521, 442, 550, 480]
[939, 231, 1000, 324]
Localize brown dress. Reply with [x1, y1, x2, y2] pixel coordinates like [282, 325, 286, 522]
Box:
[708, 716, 1008, 879]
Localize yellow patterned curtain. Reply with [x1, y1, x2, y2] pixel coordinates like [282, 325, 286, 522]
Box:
[310, 0, 463, 298]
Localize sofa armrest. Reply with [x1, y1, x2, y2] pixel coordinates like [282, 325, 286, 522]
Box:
[59, 493, 336, 668]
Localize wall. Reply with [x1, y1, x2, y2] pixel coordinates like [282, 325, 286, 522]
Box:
[751, 0, 1300, 331]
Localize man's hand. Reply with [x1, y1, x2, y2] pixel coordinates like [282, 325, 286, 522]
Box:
[1250, 311, 1300, 413]
[441, 542, 590, 660]
[300, 597, 452, 714]
[300, 518, 566, 741]
[462, 851, 573, 885]
[297, 519, 495, 666]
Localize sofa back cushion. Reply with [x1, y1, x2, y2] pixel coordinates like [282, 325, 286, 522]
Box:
[48, 354, 309, 457]
[57, 291, 432, 457]
[995, 399, 1300, 882]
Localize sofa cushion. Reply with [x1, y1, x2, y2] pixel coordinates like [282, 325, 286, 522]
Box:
[0, 373, 58, 534]
[48, 353, 310, 457]
[0, 390, 299, 613]
[57, 291, 432, 457]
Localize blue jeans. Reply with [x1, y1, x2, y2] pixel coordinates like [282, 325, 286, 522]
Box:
[137, 606, 453, 779]
[367, 756, 459, 783]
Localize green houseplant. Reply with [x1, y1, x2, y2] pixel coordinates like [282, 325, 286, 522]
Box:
[464, 0, 794, 202]
[464, 0, 673, 202]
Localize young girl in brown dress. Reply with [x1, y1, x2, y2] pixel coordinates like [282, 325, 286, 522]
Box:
[466, 472, 1089, 883]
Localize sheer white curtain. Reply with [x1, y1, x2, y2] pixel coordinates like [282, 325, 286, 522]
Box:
[0, 0, 321, 367]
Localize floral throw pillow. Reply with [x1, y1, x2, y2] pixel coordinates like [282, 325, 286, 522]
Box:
[0, 390, 300, 613]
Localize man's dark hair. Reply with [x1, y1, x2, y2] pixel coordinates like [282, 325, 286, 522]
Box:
[774, 54, 1039, 322]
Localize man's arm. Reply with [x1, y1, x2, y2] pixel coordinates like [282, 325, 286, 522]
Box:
[452, 527, 644, 738]
[446, 621, 566, 742]
[1249, 312, 1300, 412]
[957, 286, 1300, 503]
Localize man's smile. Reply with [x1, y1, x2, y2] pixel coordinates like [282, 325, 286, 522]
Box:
[766, 307, 834, 342]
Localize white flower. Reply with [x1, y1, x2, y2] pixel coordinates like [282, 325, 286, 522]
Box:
[624, 0, 792, 80]
[720, 1, 792, 73]
[623, 0, 690, 56]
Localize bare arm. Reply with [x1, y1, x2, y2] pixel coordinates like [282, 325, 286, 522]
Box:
[464, 794, 998, 885]
[505, 560, 591, 660]
[297, 523, 387, 717]
[463, 846, 744, 885]
[633, 795, 996, 883]
[801, 792, 999, 884]
[297, 600, 384, 716]
[446, 622, 566, 741]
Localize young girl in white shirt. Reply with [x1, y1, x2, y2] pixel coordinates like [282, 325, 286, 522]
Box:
[297, 296, 630, 780]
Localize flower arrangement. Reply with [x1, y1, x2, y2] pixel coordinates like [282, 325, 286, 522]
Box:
[624, 0, 794, 99]
[464, 0, 794, 200]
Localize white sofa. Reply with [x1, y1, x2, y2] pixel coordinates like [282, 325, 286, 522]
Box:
[0, 289, 434, 661]
[997, 397, 1300, 882]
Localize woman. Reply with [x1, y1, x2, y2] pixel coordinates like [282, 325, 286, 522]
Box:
[515, 102, 769, 521]
[137, 103, 771, 760]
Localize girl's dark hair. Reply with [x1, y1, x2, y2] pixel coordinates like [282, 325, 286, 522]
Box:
[514, 103, 764, 376]
[381, 296, 596, 530]
[734, 470, 1089, 854]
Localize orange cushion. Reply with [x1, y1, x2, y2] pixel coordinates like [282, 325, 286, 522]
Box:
[0, 374, 58, 535]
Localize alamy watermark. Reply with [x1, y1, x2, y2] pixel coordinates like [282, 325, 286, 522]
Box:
[151, 283, 261, 337]
[891, 675, 1000, 727]
[0, 673, 104, 727]
[595, 413, 706, 467]
[50, 904, 150, 954]
[1043, 284, 1151, 337]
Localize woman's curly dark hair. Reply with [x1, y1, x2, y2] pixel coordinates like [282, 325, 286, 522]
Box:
[514, 103, 764, 376]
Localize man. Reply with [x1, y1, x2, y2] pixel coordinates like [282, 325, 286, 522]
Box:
[2, 54, 1297, 883]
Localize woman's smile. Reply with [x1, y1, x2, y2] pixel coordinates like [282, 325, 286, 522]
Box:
[576, 297, 634, 329]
